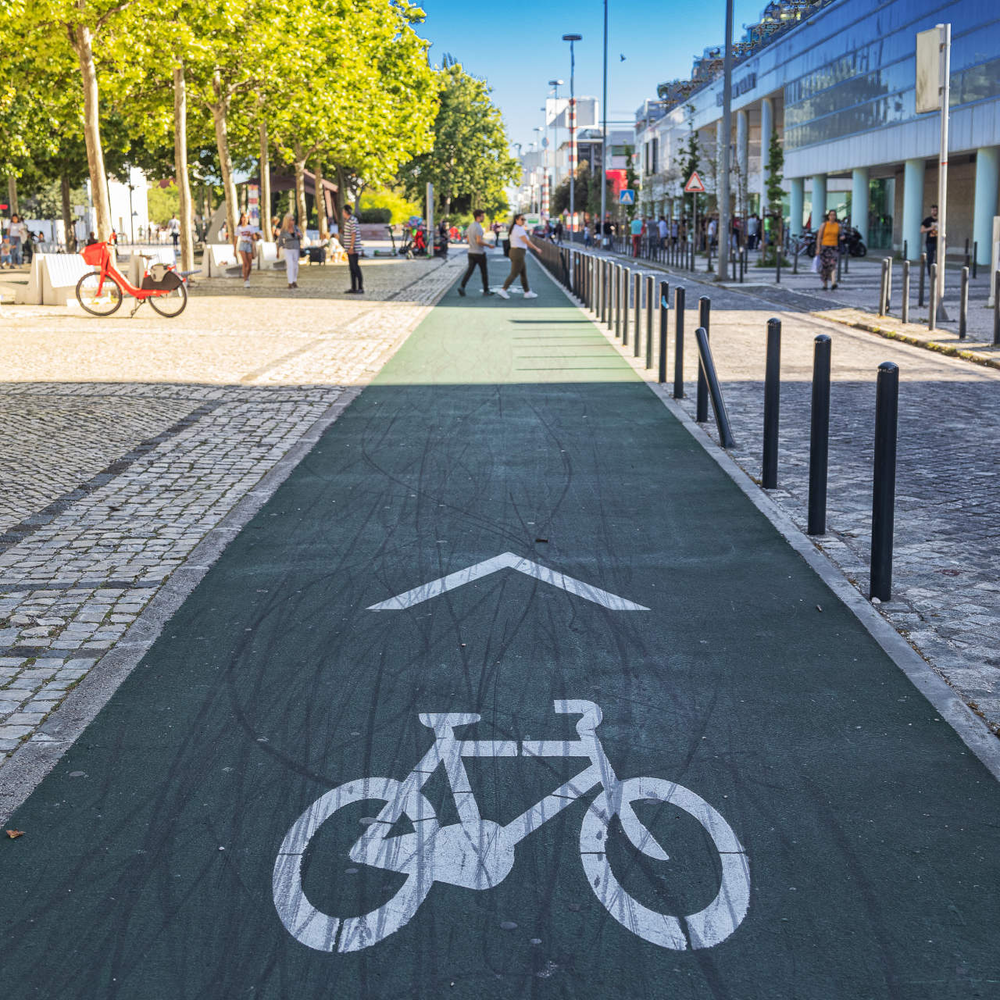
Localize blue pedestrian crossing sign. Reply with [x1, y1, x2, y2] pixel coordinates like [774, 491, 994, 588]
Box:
[619, 189, 635, 205]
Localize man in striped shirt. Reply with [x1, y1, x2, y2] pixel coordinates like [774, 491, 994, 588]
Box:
[342, 203, 364, 294]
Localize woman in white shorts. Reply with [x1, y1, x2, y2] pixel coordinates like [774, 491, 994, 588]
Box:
[234, 213, 260, 288]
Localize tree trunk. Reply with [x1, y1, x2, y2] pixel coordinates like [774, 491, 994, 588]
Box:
[443, 194, 451, 220]
[293, 141, 308, 230]
[210, 72, 239, 244]
[258, 107, 271, 240]
[313, 160, 329, 238]
[72, 24, 112, 240]
[7, 176, 18, 215]
[173, 64, 195, 272]
[60, 173, 76, 252]
[334, 166, 345, 220]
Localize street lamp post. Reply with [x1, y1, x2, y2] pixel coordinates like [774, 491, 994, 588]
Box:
[716, 0, 734, 282]
[562, 33, 582, 238]
[547, 80, 563, 203]
[600, 0, 608, 247]
[534, 126, 545, 214]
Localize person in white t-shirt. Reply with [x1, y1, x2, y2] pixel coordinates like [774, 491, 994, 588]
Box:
[497, 213, 539, 300]
[234, 212, 260, 287]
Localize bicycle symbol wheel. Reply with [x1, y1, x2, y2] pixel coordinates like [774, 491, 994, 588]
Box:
[580, 776, 750, 949]
[273, 777, 439, 953]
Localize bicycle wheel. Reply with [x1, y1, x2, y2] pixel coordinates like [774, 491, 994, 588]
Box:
[148, 281, 188, 317]
[75, 270, 123, 317]
[579, 776, 750, 950]
[273, 776, 438, 954]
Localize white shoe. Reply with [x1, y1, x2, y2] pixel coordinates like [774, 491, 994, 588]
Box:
[524, 291, 538, 299]
[497, 288, 510, 299]
[244, 279, 250, 288]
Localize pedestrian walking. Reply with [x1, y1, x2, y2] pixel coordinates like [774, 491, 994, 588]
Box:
[496, 213, 538, 300]
[234, 212, 259, 288]
[630, 215, 642, 257]
[0, 235, 11, 268]
[168, 214, 180, 248]
[671, 218, 679, 246]
[921, 204, 939, 276]
[814, 209, 841, 290]
[341, 204, 363, 293]
[457, 208, 493, 297]
[658, 215, 668, 249]
[7, 214, 26, 266]
[554, 219, 563, 245]
[277, 213, 302, 289]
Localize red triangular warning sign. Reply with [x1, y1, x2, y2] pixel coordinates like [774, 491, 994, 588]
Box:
[684, 171, 706, 194]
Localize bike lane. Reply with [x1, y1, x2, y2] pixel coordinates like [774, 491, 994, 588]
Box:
[2, 257, 999, 998]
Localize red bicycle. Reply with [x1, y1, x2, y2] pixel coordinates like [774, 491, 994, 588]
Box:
[75, 242, 194, 318]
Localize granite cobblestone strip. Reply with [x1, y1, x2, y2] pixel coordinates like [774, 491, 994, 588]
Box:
[0, 254, 464, 765]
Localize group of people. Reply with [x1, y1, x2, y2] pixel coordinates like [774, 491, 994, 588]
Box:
[230, 203, 363, 292]
[457, 209, 542, 300]
[0, 215, 43, 267]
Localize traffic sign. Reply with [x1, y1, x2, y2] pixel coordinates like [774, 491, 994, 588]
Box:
[684, 171, 706, 194]
[619, 189, 635, 205]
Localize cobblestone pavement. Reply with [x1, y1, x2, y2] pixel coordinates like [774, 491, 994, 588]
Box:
[580, 255, 1000, 736]
[0, 253, 465, 771]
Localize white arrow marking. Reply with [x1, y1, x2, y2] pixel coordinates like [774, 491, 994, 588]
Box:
[367, 552, 649, 612]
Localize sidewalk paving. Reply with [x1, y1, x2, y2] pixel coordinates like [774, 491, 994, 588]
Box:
[1, 251, 997, 998]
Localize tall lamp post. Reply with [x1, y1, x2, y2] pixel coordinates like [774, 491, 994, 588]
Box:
[562, 33, 582, 237]
[547, 80, 563, 202]
[534, 127, 545, 213]
[716, 0, 734, 282]
[600, 0, 608, 247]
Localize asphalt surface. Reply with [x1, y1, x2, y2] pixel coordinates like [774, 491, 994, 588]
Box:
[2, 255, 999, 999]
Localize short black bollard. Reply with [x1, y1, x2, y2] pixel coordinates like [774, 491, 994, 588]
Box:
[634, 270, 642, 357]
[616, 265, 624, 339]
[972, 241, 978, 279]
[903, 239, 908, 261]
[878, 259, 887, 315]
[793, 241, 799, 275]
[836, 246, 843, 286]
[918, 253, 926, 307]
[622, 267, 630, 346]
[673, 286, 685, 398]
[694, 327, 737, 449]
[843, 247, 849, 274]
[762, 318, 781, 489]
[928, 263, 937, 332]
[901, 260, 910, 324]
[994, 271, 1000, 346]
[646, 274, 655, 368]
[886, 257, 892, 313]
[959, 266, 969, 339]
[775, 244, 781, 284]
[807, 334, 831, 535]
[870, 361, 899, 601]
[657, 280, 669, 382]
[696, 296, 710, 422]
[964, 238, 970, 271]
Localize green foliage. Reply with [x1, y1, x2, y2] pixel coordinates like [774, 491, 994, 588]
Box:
[675, 103, 705, 218]
[551, 164, 613, 218]
[358, 207, 391, 223]
[361, 187, 423, 224]
[400, 63, 518, 218]
[148, 182, 181, 224]
[624, 146, 638, 221]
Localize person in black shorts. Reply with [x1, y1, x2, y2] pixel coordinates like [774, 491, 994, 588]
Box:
[921, 204, 939, 275]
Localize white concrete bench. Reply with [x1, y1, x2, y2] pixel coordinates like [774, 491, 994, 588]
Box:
[257, 241, 283, 269]
[16, 253, 91, 305]
[205, 243, 240, 278]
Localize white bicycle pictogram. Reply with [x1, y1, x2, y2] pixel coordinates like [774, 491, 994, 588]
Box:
[273, 700, 750, 954]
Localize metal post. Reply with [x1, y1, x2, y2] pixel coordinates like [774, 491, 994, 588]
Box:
[606, 262, 612, 330]
[903, 239, 908, 261]
[972, 241, 977, 279]
[878, 259, 887, 315]
[694, 327, 736, 448]
[918, 252, 926, 307]
[658, 279, 668, 383]
[886, 257, 892, 313]
[836, 245, 843, 286]
[696, 296, 710, 422]
[807, 334, 831, 535]
[673, 286, 685, 398]
[928, 262, 937, 332]
[775, 242, 781, 284]
[870, 361, 899, 601]
[901, 260, 910, 324]
[959, 265, 969, 339]
[762, 318, 781, 489]
[994, 271, 1000, 346]
[964, 237, 969, 270]
[646, 274, 655, 368]
[622, 266, 630, 345]
[934, 22, 951, 323]
[634, 270, 641, 357]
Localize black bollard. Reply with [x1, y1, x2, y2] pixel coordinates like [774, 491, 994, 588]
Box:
[901, 260, 910, 324]
[696, 296, 710, 422]
[646, 274, 655, 368]
[622, 267, 630, 345]
[673, 287, 685, 398]
[870, 362, 899, 601]
[776, 243, 781, 284]
[657, 280, 669, 382]
[918, 253, 926, 307]
[634, 270, 642, 357]
[928, 263, 937, 332]
[886, 257, 892, 313]
[694, 327, 737, 449]
[994, 271, 1000, 346]
[836, 245, 843, 286]
[762, 318, 781, 489]
[972, 241, 978, 279]
[964, 238, 970, 271]
[959, 266, 969, 339]
[807, 334, 831, 535]
[903, 239, 908, 262]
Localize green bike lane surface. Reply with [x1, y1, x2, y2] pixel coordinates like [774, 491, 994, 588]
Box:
[2, 255, 999, 998]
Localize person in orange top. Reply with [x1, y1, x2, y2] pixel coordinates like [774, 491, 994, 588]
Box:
[814, 209, 841, 291]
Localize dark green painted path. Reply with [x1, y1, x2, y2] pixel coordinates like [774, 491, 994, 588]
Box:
[3, 257, 999, 999]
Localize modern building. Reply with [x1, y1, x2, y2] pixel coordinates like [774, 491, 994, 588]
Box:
[634, 0, 1000, 264]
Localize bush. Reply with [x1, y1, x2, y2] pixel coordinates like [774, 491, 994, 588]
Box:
[358, 207, 392, 223]
[359, 187, 423, 224]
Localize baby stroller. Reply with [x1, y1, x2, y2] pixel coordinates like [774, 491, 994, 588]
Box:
[401, 225, 428, 259]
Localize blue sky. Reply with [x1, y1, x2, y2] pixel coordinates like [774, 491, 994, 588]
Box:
[419, 0, 767, 152]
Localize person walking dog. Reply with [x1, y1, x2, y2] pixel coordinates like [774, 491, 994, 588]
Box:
[814, 209, 841, 290]
[457, 209, 493, 296]
[277, 214, 302, 289]
[496, 213, 538, 300]
[342, 204, 363, 294]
